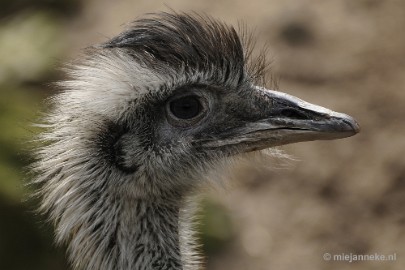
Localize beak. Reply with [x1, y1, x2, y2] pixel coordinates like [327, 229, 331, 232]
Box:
[199, 86, 360, 152]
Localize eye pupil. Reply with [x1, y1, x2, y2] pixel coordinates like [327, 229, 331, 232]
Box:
[170, 96, 201, 119]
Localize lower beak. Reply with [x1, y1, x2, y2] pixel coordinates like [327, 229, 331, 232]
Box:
[200, 86, 360, 152]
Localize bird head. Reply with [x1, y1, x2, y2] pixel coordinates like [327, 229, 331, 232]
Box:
[38, 13, 359, 200]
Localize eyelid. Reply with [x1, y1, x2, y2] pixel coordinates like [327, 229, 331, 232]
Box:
[169, 95, 202, 120]
[165, 93, 210, 128]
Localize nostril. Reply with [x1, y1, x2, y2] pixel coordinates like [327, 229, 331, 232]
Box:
[280, 108, 309, 120]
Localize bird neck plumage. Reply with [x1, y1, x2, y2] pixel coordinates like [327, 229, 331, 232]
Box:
[116, 197, 185, 269]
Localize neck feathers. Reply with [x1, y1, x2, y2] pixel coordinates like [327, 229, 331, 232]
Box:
[53, 188, 200, 269]
[34, 131, 201, 269]
[118, 198, 183, 269]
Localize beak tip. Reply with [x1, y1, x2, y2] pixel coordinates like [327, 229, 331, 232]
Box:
[343, 114, 360, 135]
[352, 121, 361, 134]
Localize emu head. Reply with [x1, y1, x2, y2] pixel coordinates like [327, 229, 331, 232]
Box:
[37, 12, 359, 200]
[35, 13, 359, 267]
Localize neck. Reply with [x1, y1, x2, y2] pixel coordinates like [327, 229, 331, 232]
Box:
[71, 192, 201, 270]
[119, 198, 184, 269]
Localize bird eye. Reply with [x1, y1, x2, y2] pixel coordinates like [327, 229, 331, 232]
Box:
[169, 96, 202, 120]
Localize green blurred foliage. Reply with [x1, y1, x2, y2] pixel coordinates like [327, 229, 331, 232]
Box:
[198, 198, 234, 256]
[0, 9, 64, 202]
[0, 0, 82, 17]
[0, 5, 72, 270]
[0, 12, 65, 84]
[0, 87, 40, 201]
[0, 196, 69, 270]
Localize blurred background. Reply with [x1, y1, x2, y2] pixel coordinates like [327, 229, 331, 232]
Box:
[1, 0, 404, 269]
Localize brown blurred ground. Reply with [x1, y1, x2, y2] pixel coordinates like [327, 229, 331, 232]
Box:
[1, 0, 404, 269]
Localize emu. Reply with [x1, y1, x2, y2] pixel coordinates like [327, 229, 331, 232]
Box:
[33, 12, 359, 270]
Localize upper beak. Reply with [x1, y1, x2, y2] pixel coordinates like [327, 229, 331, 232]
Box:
[199, 86, 360, 152]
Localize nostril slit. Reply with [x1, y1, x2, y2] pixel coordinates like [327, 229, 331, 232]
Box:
[280, 108, 309, 120]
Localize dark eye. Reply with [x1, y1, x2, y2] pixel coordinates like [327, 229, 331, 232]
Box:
[169, 96, 202, 119]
